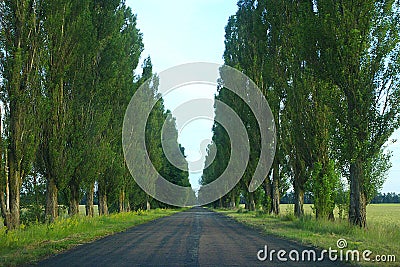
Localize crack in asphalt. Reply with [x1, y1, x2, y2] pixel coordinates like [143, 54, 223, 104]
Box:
[185, 212, 200, 266]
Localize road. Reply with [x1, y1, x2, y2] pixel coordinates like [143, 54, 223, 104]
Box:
[37, 207, 345, 266]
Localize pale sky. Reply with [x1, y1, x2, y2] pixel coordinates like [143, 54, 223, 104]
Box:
[127, 0, 399, 193]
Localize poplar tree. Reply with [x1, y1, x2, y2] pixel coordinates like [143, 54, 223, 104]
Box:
[312, 0, 400, 227]
[0, 0, 44, 229]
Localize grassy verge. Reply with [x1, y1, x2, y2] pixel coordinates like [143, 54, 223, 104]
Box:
[0, 208, 183, 266]
[215, 204, 399, 266]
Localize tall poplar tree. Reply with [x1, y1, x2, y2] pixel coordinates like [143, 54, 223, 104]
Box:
[312, 0, 400, 227]
[0, 0, 44, 229]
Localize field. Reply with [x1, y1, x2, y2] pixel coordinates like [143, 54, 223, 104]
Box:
[279, 203, 400, 227]
[0, 208, 182, 266]
[217, 204, 400, 266]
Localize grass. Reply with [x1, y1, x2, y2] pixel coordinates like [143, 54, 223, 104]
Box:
[216, 204, 399, 266]
[0, 208, 183, 266]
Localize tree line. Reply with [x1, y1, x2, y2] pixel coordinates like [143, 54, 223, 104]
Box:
[0, 0, 190, 231]
[370, 192, 400, 203]
[202, 0, 400, 227]
[281, 191, 400, 204]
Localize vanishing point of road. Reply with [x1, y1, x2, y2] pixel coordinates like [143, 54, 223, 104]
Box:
[37, 207, 345, 266]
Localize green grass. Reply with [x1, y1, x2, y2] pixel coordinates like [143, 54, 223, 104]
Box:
[0, 208, 182, 266]
[216, 204, 399, 266]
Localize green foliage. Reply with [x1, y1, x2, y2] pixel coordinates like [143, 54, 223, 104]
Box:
[1, 0, 188, 229]
[309, 160, 340, 220]
[312, 0, 400, 226]
[211, 0, 400, 225]
[363, 149, 392, 203]
[255, 209, 267, 218]
[281, 213, 296, 222]
[20, 175, 46, 225]
[335, 180, 349, 220]
[0, 0, 46, 229]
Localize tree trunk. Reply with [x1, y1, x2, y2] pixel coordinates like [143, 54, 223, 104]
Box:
[328, 211, 335, 221]
[271, 100, 280, 215]
[349, 158, 367, 227]
[248, 192, 256, 211]
[146, 200, 151, 211]
[0, 107, 7, 228]
[272, 165, 280, 215]
[119, 189, 125, 213]
[85, 183, 94, 217]
[263, 177, 272, 213]
[7, 150, 21, 230]
[0, 179, 12, 229]
[0, 120, 12, 229]
[45, 177, 58, 222]
[68, 181, 80, 216]
[126, 199, 131, 212]
[230, 190, 236, 208]
[98, 192, 108, 215]
[294, 179, 305, 217]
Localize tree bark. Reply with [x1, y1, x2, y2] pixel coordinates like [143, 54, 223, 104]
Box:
[68, 181, 80, 216]
[0, 181, 7, 227]
[8, 172, 20, 230]
[263, 177, 272, 213]
[85, 183, 94, 217]
[6, 148, 21, 230]
[272, 165, 280, 215]
[98, 192, 108, 216]
[294, 179, 305, 217]
[349, 158, 367, 227]
[125, 199, 131, 212]
[119, 189, 125, 212]
[248, 192, 256, 211]
[45, 177, 58, 222]
[230, 190, 236, 208]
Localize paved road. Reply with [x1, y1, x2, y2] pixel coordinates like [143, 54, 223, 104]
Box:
[37, 207, 345, 266]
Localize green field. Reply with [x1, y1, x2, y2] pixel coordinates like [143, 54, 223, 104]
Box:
[0, 208, 182, 266]
[217, 204, 399, 266]
[279, 203, 400, 227]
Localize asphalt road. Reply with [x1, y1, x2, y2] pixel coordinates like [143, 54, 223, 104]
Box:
[37, 207, 346, 266]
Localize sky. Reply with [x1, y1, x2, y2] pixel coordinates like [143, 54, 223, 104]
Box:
[126, 0, 400, 193]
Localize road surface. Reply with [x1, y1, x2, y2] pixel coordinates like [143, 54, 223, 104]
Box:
[37, 207, 345, 266]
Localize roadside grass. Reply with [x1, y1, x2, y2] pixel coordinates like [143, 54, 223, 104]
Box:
[216, 204, 399, 266]
[0, 208, 183, 266]
[0, 205, 99, 227]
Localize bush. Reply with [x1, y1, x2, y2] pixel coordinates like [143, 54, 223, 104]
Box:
[255, 209, 268, 217]
[135, 209, 146, 216]
[20, 205, 45, 225]
[237, 207, 248, 214]
[281, 213, 296, 221]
